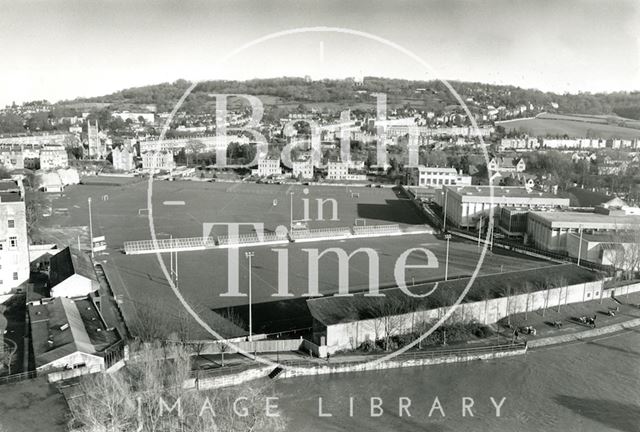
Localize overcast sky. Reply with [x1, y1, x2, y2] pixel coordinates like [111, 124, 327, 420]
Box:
[0, 0, 638, 106]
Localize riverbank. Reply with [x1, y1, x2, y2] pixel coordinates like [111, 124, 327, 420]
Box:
[193, 292, 640, 389]
[275, 330, 640, 432]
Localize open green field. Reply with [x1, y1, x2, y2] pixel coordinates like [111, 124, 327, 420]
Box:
[497, 113, 640, 140]
[38, 179, 555, 338]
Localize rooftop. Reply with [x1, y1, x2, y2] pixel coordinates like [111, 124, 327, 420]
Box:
[29, 296, 120, 368]
[49, 247, 98, 288]
[530, 210, 640, 227]
[444, 185, 565, 200]
[307, 264, 598, 326]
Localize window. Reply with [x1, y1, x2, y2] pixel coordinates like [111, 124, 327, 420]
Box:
[12, 272, 17, 281]
[7, 219, 14, 228]
[9, 237, 16, 248]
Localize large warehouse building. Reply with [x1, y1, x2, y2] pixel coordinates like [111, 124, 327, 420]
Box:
[435, 185, 570, 229]
[527, 210, 640, 253]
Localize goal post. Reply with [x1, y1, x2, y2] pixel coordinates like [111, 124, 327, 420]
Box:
[138, 208, 150, 216]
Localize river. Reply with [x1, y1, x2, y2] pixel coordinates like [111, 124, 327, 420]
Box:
[275, 330, 640, 432]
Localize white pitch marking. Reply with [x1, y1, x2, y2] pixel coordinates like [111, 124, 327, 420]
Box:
[163, 201, 186, 206]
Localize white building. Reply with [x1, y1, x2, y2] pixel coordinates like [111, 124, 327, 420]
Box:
[488, 157, 526, 173]
[527, 208, 640, 253]
[0, 180, 30, 294]
[111, 146, 135, 171]
[141, 150, 175, 172]
[0, 149, 24, 170]
[436, 185, 570, 229]
[327, 161, 349, 180]
[39, 146, 69, 170]
[48, 247, 100, 298]
[499, 137, 539, 150]
[254, 158, 282, 177]
[292, 159, 314, 179]
[326, 161, 367, 181]
[408, 166, 472, 188]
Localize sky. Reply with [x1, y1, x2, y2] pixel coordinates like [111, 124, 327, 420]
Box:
[0, 0, 638, 106]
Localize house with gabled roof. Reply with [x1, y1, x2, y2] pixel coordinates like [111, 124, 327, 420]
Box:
[48, 247, 100, 298]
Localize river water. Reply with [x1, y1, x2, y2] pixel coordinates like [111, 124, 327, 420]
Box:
[275, 331, 640, 432]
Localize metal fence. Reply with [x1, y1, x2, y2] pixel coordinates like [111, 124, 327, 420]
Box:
[0, 370, 38, 386]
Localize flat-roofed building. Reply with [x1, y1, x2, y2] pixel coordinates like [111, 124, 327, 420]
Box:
[566, 231, 640, 270]
[527, 210, 640, 253]
[407, 166, 472, 188]
[435, 185, 570, 229]
[0, 180, 29, 294]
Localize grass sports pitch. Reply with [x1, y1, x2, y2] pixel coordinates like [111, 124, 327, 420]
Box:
[39, 179, 557, 338]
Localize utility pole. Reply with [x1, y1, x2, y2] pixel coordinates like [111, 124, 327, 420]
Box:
[245, 251, 255, 342]
[88, 197, 94, 258]
[444, 233, 451, 281]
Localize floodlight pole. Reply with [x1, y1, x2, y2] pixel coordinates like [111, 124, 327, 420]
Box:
[289, 192, 294, 233]
[245, 251, 254, 342]
[88, 197, 94, 258]
[477, 215, 483, 248]
[170, 235, 174, 282]
[444, 234, 451, 281]
[577, 225, 583, 267]
[442, 188, 448, 232]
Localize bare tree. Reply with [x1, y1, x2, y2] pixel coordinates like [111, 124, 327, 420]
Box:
[68, 341, 286, 432]
[365, 296, 412, 351]
[523, 282, 532, 321]
[553, 276, 568, 313]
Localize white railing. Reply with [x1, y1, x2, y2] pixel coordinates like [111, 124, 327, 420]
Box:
[290, 227, 352, 240]
[217, 232, 287, 246]
[123, 237, 215, 254]
[352, 224, 402, 236]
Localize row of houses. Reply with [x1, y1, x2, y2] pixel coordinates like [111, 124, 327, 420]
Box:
[500, 137, 639, 151]
[252, 157, 368, 181]
[0, 145, 69, 171]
